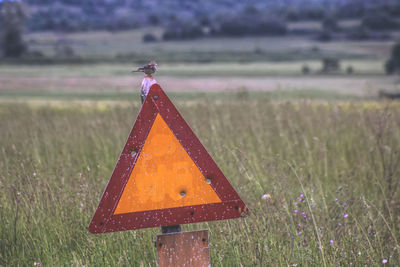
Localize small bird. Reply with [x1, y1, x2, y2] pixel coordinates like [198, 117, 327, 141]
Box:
[132, 61, 158, 76]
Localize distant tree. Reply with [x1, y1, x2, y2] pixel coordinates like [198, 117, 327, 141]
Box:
[301, 64, 311, 75]
[321, 58, 340, 73]
[243, 4, 258, 15]
[384, 2, 400, 17]
[285, 8, 299, 21]
[346, 26, 370, 40]
[385, 42, 400, 75]
[0, 0, 27, 57]
[300, 6, 325, 20]
[218, 12, 287, 37]
[257, 17, 287, 36]
[346, 65, 354, 75]
[147, 13, 160, 26]
[162, 20, 203, 40]
[337, 2, 365, 19]
[316, 30, 332, 42]
[54, 41, 74, 58]
[362, 12, 398, 30]
[198, 15, 211, 27]
[322, 15, 338, 32]
[142, 33, 157, 43]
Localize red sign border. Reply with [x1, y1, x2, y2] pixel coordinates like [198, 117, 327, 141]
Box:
[89, 84, 248, 234]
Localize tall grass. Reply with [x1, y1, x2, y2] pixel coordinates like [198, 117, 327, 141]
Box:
[0, 99, 399, 266]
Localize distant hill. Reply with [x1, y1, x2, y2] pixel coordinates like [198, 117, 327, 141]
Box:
[22, 0, 400, 32]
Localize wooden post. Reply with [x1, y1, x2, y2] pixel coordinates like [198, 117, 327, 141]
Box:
[156, 230, 210, 267]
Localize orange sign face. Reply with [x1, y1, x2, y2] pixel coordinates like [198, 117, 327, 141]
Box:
[114, 114, 221, 214]
[89, 84, 248, 234]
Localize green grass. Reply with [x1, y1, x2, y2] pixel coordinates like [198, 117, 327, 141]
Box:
[1, 99, 399, 266]
[0, 60, 393, 99]
[0, 89, 362, 102]
[22, 28, 395, 63]
[0, 60, 387, 77]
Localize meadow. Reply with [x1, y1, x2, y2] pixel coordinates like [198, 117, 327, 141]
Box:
[2, 27, 397, 102]
[0, 60, 396, 101]
[24, 26, 396, 63]
[0, 97, 399, 266]
[1, 25, 400, 266]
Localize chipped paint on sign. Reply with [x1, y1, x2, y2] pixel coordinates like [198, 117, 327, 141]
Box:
[88, 83, 248, 234]
[114, 113, 221, 214]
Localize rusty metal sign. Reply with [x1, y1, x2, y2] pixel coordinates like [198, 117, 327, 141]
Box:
[89, 83, 248, 234]
[157, 230, 210, 266]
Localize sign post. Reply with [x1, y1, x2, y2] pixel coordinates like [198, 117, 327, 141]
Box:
[157, 230, 210, 267]
[89, 77, 248, 265]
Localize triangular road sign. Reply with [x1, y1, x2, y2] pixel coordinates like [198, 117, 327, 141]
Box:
[89, 84, 248, 234]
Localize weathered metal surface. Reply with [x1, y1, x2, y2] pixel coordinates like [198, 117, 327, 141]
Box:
[157, 230, 210, 267]
[88, 84, 248, 234]
[113, 113, 222, 214]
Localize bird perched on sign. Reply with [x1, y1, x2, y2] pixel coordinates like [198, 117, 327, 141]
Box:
[132, 61, 158, 104]
[132, 61, 158, 76]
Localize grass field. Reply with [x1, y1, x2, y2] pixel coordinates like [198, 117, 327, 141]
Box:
[0, 61, 389, 78]
[3, 29, 400, 99]
[1, 28, 395, 101]
[1, 98, 399, 266]
[1, 26, 400, 266]
[23, 27, 396, 62]
[0, 61, 398, 100]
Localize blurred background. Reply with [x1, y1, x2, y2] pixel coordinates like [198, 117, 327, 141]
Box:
[0, 0, 399, 100]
